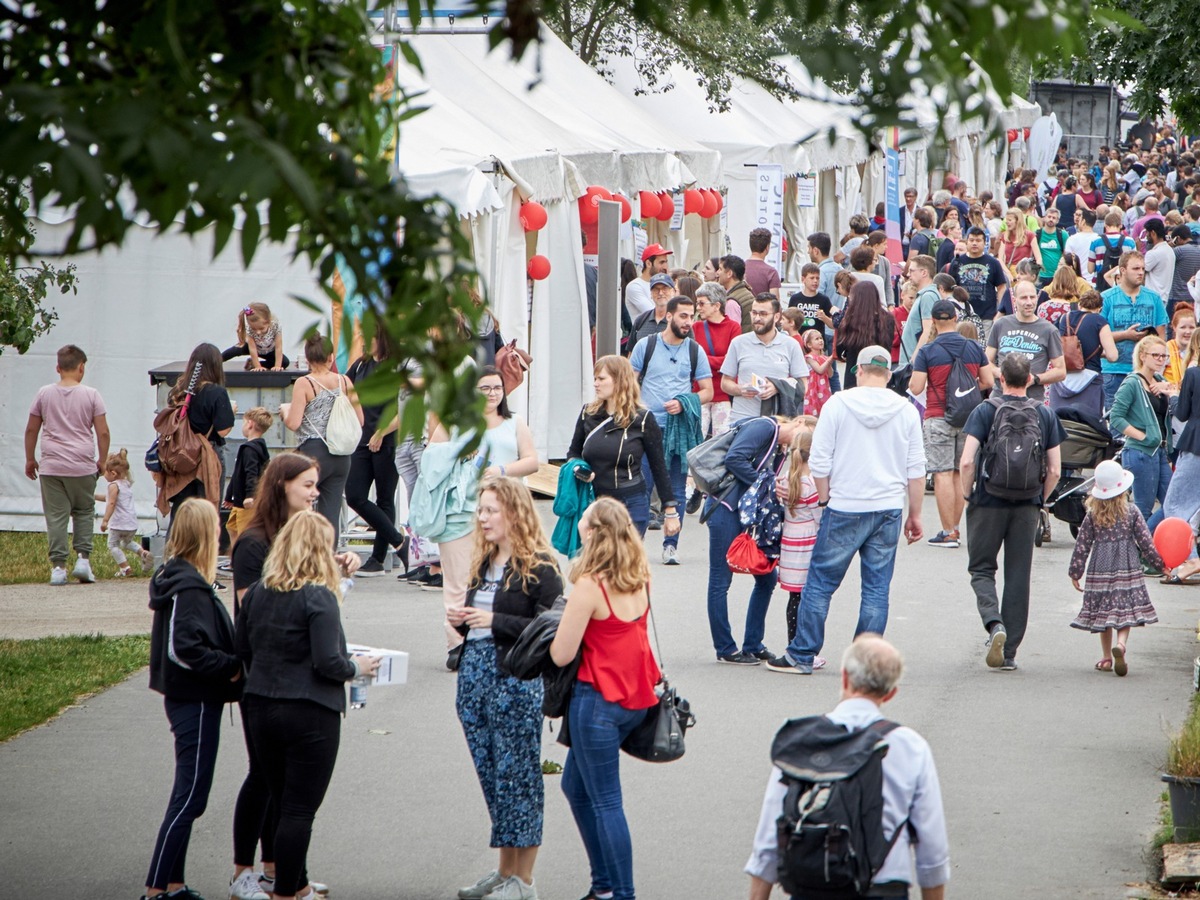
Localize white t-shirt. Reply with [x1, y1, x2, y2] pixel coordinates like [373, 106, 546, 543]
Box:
[1064, 230, 1096, 268]
[467, 562, 504, 642]
[625, 279, 653, 320]
[853, 271, 888, 308]
[1145, 241, 1177, 300]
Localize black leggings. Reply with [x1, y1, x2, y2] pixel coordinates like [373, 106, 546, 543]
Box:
[786, 591, 802, 645]
[297, 438, 351, 547]
[232, 702, 276, 868]
[244, 696, 341, 898]
[222, 343, 291, 369]
[344, 443, 403, 563]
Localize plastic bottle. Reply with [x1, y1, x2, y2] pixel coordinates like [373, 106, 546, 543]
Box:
[350, 674, 370, 709]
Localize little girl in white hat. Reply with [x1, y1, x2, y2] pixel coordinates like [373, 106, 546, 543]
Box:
[1068, 459, 1165, 676]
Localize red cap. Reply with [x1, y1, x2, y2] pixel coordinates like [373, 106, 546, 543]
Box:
[641, 243, 673, 263]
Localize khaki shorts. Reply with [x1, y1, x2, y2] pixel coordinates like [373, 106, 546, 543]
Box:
[923, 417, 966, 473]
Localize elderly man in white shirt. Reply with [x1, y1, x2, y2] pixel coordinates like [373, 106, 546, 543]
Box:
[746, 634, 951, 900]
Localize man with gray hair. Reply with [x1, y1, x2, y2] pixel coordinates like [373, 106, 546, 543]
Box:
[746, 634, 951, 900]
[930, 189, 952, 227]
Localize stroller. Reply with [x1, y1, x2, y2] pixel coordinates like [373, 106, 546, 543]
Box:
[1039, 406, 1122, 544]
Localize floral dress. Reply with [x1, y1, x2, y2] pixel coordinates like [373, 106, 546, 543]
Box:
[804, 354, 832, 416]
[1068, 506, 1163, 631]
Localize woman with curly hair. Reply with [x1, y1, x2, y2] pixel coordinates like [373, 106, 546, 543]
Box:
[835, 282, 895, 389]
[448, 477, 564, 900]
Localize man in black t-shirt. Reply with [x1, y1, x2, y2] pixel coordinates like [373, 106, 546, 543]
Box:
[948, 227, 1009, 343]
[788, 262, 839, 391]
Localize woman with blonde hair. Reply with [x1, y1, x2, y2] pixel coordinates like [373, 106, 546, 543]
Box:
[448, 478, 564, 900]
[566, 355, 678, 537]
[236, 511, 380, 900]
[142, 499, 242, 900]
[1000, 209, 1040, 273]
[551, 497, 661, 900]
[1036, 263, 1081, 326]
[1101, 161, 1121, 205]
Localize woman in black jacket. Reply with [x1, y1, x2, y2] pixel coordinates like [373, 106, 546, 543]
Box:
[566, 355, 679, 538]
[164, 342, 235, 522]
[142, 499, 242, 900]
[447, 477, 564, 900]
[235, 511, 380, 900]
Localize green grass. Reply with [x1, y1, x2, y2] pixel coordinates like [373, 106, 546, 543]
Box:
[0, 634, 150, 741]
[0, 530, 154, 584]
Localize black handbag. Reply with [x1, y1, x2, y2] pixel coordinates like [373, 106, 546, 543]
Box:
[619, 594, 696, 763]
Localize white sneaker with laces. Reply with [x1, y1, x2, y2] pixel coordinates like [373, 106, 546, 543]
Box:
[50, 566, 68, 586]
[459, 870, 506, 899]
[485, 876, 538, 900]
[71, 558, 95, 583]
[662, 545, 679, 566]
[230, 870, 269, 900]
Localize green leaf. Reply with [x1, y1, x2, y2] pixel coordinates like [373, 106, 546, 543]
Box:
[241, 204, 261, 268]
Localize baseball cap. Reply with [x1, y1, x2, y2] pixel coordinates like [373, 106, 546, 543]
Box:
[641, 243, 673, 263]
[930, 299, 960, 321]
[852, 345, 891, 374]
[649, 273, 675, 289]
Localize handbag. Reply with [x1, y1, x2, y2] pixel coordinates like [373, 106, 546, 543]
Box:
[323, 376, 363, 455]
[496, 339, 532, 395]
[726, 530, 778, 576]
[620, 591, 696, 763]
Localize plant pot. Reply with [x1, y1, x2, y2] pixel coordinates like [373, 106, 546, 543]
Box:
[1163, 774, 1200, 842]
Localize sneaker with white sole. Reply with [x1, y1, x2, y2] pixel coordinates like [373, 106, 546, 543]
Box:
[485, 876, 538, 900]
[459, 870, 506, 899]
[662, 545, 679, 566]
[230, 871, 269, 900]
[765, 655, 813, 675]
[71, 557, 95, 583]
[50, 566, 68, 585]
[985, 623, 1007, 668]
[927, 530, 960, 549]
[258, 875, 327, 896]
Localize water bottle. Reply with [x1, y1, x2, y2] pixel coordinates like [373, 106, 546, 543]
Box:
[350, 674, 370, 709]
[340, 577, 355, 598]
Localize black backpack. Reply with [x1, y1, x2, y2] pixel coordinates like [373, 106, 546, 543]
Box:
[636, 334, 699, 386]
[942, 351, 982, 428]
[773, 716, 908, 900]
[1097, 232, 1124, 280]
[979, 396, 1046, 501]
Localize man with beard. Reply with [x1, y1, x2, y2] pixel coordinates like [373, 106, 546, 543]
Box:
[721, 295, 810, 423]
[630, 295, 714, 565]
[948, 227, 1008, 343]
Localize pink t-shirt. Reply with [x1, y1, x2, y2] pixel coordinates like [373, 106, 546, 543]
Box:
[29, 384, 106, 476]
[744, 258, 782, 297]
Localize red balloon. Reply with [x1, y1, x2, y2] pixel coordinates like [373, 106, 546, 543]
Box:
[683, 189, 704, 215]
[578, 196, 598, 225]
[1155, 517, 1195, 570]
[1006, 129, 1018, 143]
[699, 189, 719, 218]
[613, 193, 632, 223]
[527, 254, 551, 281]
[712, 190, 724, 213]
[655, 192, 675, 222]
[1023, 127, 1031, 139]
[638, 190, 661, 220]
[519, 200, 547, 232]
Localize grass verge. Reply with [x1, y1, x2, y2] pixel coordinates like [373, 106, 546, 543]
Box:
[0, 634, 150, 741]
[0, 530, 154, 584]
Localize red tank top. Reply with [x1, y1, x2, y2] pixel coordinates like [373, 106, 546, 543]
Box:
[577, 582, 661, 710]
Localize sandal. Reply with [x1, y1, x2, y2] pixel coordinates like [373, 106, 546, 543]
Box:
[1113, 644, 1128, 677]
[1162, 573, 1200, 585]
[1094, 658, 1113, 672]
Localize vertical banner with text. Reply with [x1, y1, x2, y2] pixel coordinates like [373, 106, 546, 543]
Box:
[756, 164, 785, 279]
[884, 128, 902, 276]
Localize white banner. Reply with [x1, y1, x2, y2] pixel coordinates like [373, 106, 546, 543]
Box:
[756, 164, 785, 278]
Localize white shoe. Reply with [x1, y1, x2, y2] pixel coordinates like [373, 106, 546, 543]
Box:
[50, 566, 68, 586]
[71, 558, 95, 583]
[259, 875, 328, 897]
[230, 871, 269, 900]
[662, 545, 679, 566]
[485, 876, 538, 900]
[459, 870, 505, 899]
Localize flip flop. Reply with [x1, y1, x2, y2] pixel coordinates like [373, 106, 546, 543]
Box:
[1162, 573, 1200, 585]
[1095, 658, 1113, 672]
[1112, 644, 1128, 677]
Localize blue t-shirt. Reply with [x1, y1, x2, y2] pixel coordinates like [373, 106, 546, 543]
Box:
[629, 334, 713, 424]
[1099, 285, 1168, 374]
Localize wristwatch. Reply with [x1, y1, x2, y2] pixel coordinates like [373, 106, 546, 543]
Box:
[817, 500, 829, 508]
[1032, 373, 1042, 387]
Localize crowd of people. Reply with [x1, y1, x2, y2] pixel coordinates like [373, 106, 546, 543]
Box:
[18, 130, 1200, 900]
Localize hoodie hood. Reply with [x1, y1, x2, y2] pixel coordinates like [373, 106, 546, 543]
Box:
[838, 386, 911, 428]
[149, 557, 214, 610]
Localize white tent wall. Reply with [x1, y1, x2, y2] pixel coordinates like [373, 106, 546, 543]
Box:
[0, 221, 322, 530]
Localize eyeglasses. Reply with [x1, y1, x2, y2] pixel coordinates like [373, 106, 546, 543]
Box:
[479, 384, 505, 394]
[1147, 353, 1169, 360]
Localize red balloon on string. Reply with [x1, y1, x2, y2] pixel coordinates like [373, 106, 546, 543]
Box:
[699, 190, 719, 218]
[519, 201, 547, 232]
[1155, 517, 1195, 570]
[613, 193, 632, 223]
[655, 192, 675, 222]
[712, 190, 724, 213]
[527, 255, 551, 280]
[638, 190, 661, 220]
[683, 189, 704, 215]
[1007, 129, 1018, 143]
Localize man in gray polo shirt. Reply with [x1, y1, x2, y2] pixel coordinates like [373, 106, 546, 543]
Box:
[721, 295, 809, 422]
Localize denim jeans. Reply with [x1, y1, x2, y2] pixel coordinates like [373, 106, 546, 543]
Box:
[600, 485, 650, 537]
[1124, 445, 1171, 532]
[1102, 372, 1127, 412]
[784, 508, 902, 666]
[561, 682, 649, 900]
[704, 501, 777, 657]
[641, 452, 687, 549]
[1163, 451, 1200, 561]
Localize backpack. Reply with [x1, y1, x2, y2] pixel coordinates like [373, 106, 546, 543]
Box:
[319, 375, 363, 455]
[623, 310, 658, 358]
[151, 363, 209, 478]
[773, 716, 909, 900]
[686, 416, 768, 497]
[1097, 232, 1124, 279]
[942, 350, 982, 428]
[927, 235, 945, 261]
[1061, 312, 1087, 372]
[979, 396, 1046, 501]
[636, 334, 699, 387]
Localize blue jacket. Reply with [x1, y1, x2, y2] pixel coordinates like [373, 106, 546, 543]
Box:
[710, 417, 780, 511]
[552, 460, 594, 558]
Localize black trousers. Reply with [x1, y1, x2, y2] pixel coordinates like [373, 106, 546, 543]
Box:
[232, 702, 276, 867]
[966, 502, 1039, 658]
[244, 696, 341, 898]
[222, 343, 291, 369]
[345, 443, 403, 562]
[297, 438, 351, 547]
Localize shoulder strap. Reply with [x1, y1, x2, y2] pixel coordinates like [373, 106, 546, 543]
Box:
[689, 339, 699, 384]
[638, 334, 657, 386]
[595, 580, 615, 615]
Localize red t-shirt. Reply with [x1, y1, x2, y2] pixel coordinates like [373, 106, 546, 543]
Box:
[693, 316, 743, 402]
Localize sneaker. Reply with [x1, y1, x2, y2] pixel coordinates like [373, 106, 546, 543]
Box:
[765, 655, 813, 675]
[420, 572, 445, 591]
[985, 624, 1007, 669]
[50, 566, 68, 586]
[459, 870, 506, 899]
[1000, 658, 1019, 671]
[356, 558, 386, 577]
[165, 888, 206, 900]
[217, 562, 233, 573]
[716, 651, 761, 666]
[647, 512, 664, 531]
[258, 876, 327, 896]
[749, 648, 773, 661]
[402, 564, 428, 583]
[115, 565, 133, 577]
[662, 545, 679, 566]
[685, 489, 704, 515]
[812, 655, 828, 670]
[486, 876, 538, 900]
[71, 557, 95, 583]
[927, 530, 960, 549]
[230, 871, 269, 900]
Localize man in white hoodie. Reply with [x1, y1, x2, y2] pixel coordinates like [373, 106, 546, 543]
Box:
[768, 347, 926, 674]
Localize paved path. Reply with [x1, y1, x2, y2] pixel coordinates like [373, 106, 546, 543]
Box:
[2, 497, 1198, 898]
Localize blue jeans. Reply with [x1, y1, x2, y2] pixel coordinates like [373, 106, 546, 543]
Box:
[704, 501, 777, 657]
[785, 508, 902, 666]
[561, 682, 649, 900]
[1102, 372, 1127, 412]
[600, 485, 651, 537]
[641, 452, 687, 548]
[1123, 446, 1171, 532]
[1163, 452, 1200, 561]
